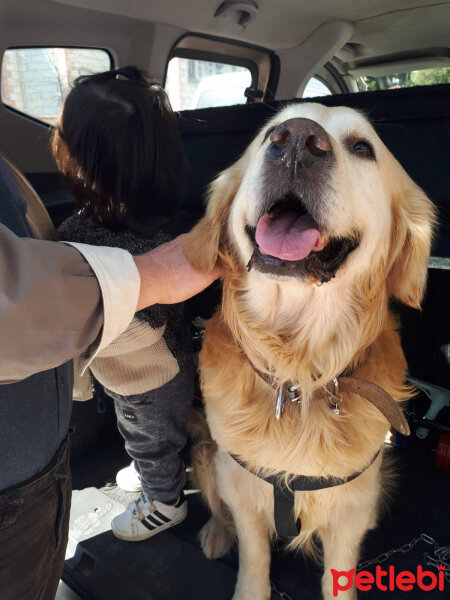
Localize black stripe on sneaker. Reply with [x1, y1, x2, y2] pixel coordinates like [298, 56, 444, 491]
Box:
[146, 514, 165, 527]
[153, 510, 171, 523]
[141, 519, 156, 531]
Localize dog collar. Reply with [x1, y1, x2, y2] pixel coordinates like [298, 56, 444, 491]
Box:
[229, 449, 381, 538]
[240, 349, 410, 436]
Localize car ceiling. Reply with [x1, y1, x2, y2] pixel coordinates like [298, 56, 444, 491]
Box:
[52, 0, 450, 59]
[0, 0, 449, 174]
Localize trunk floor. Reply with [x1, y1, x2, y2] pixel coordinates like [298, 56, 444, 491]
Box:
[65, 433, 449, 600]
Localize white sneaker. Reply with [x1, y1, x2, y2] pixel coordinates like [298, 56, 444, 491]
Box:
[111, 491, 187, 542]
[116, 461, 142, 492]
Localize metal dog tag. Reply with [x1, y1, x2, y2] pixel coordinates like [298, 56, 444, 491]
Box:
[329, 377, 343, 414]
[275, 387, 286, 420]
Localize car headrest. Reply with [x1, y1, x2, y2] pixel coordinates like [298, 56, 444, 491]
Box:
[3, 156, 55, 240]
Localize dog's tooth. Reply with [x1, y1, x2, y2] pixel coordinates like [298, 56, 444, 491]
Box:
[313, 232, 330, 252]
[269, 209, 279, 219]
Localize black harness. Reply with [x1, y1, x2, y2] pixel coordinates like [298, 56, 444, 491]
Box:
[230, 450, 380, 537]
[229, 349, 407, 537]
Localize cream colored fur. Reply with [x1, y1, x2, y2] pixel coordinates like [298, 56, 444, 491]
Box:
[184, 103, 436, 600]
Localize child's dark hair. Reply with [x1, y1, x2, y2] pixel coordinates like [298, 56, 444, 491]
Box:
[52, 66, 185, 233]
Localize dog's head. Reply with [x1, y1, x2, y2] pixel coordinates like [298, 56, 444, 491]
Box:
[185, 103, 436, 311]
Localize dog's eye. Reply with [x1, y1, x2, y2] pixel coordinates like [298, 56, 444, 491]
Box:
[352, 140, 375, 159]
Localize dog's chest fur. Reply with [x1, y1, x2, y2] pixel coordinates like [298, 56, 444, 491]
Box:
[199, 305, 407, 481]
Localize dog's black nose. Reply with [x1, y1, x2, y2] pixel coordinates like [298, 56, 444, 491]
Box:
[268, 118, 333, 167]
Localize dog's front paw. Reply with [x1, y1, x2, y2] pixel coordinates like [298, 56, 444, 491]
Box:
[232, 578, 271, 600]
[231, 589, 270, 600]
[231, 588, 270, 600]
[200, 516, 234, 559]
[323, 592, 356, 600]
[322, 582, 357, 600]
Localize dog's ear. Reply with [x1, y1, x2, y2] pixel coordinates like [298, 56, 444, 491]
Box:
[183, 159, 244, 273]
[387, 183, 436, 308]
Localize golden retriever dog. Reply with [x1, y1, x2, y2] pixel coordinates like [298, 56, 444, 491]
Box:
[183, 103, 436, 600]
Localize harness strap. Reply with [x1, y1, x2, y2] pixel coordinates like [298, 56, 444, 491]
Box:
[230, 449, 380, 538]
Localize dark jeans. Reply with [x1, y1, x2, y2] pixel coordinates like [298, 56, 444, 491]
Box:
[0, 436, 71, 600]
[109, 364, 195, 503]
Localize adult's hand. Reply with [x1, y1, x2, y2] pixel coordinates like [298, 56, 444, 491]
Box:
[134, 234, 222, 310]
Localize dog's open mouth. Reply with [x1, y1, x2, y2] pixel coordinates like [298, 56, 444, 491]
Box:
[246, 194, 359, 283]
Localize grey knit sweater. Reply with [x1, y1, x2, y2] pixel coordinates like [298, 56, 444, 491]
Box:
[56, 214, 191, 395]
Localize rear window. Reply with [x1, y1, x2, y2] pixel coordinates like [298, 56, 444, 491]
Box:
[356, 66, 450, 92]
[302, 77, 333, 98]
[1, 47, 112, 126]
[165, 57, 252, 111]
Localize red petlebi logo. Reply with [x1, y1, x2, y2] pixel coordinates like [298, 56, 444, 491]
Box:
[331, 564, 446, 596]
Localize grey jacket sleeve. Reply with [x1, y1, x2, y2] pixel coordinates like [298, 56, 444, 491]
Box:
[0, 223, 104, 382]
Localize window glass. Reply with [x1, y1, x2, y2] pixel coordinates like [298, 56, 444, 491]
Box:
[165, 57, 252, 110]
[302, 77, 333, 98]
[1, 47, 112, 126]
[356, 67, 450, 92]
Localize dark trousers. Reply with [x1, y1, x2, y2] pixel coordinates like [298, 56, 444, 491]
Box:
[109, 364, 195, 503]
[0, 437, 71, 600]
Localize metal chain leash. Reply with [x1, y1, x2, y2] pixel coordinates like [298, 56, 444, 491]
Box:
[270, 580, 295, 600]
[357, 533, 450, 582]
[269, 533, 449, 599]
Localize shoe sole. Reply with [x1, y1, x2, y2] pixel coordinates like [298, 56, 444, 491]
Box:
[111, 511, 187, 542]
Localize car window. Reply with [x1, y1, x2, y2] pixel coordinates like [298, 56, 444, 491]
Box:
[1, 47, 112, 126]
[302, 77, 333, 98]
[165, 57, 252, 110]
[355, 66, 450, 91]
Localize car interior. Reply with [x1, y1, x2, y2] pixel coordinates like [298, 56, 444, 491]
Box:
[0, 1, 449, 599]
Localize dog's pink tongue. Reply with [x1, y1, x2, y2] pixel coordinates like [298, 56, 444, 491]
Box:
[255, 212, 320, 261]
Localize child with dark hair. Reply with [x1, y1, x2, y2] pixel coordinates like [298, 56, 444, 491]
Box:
[53, 66, 194, 541]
